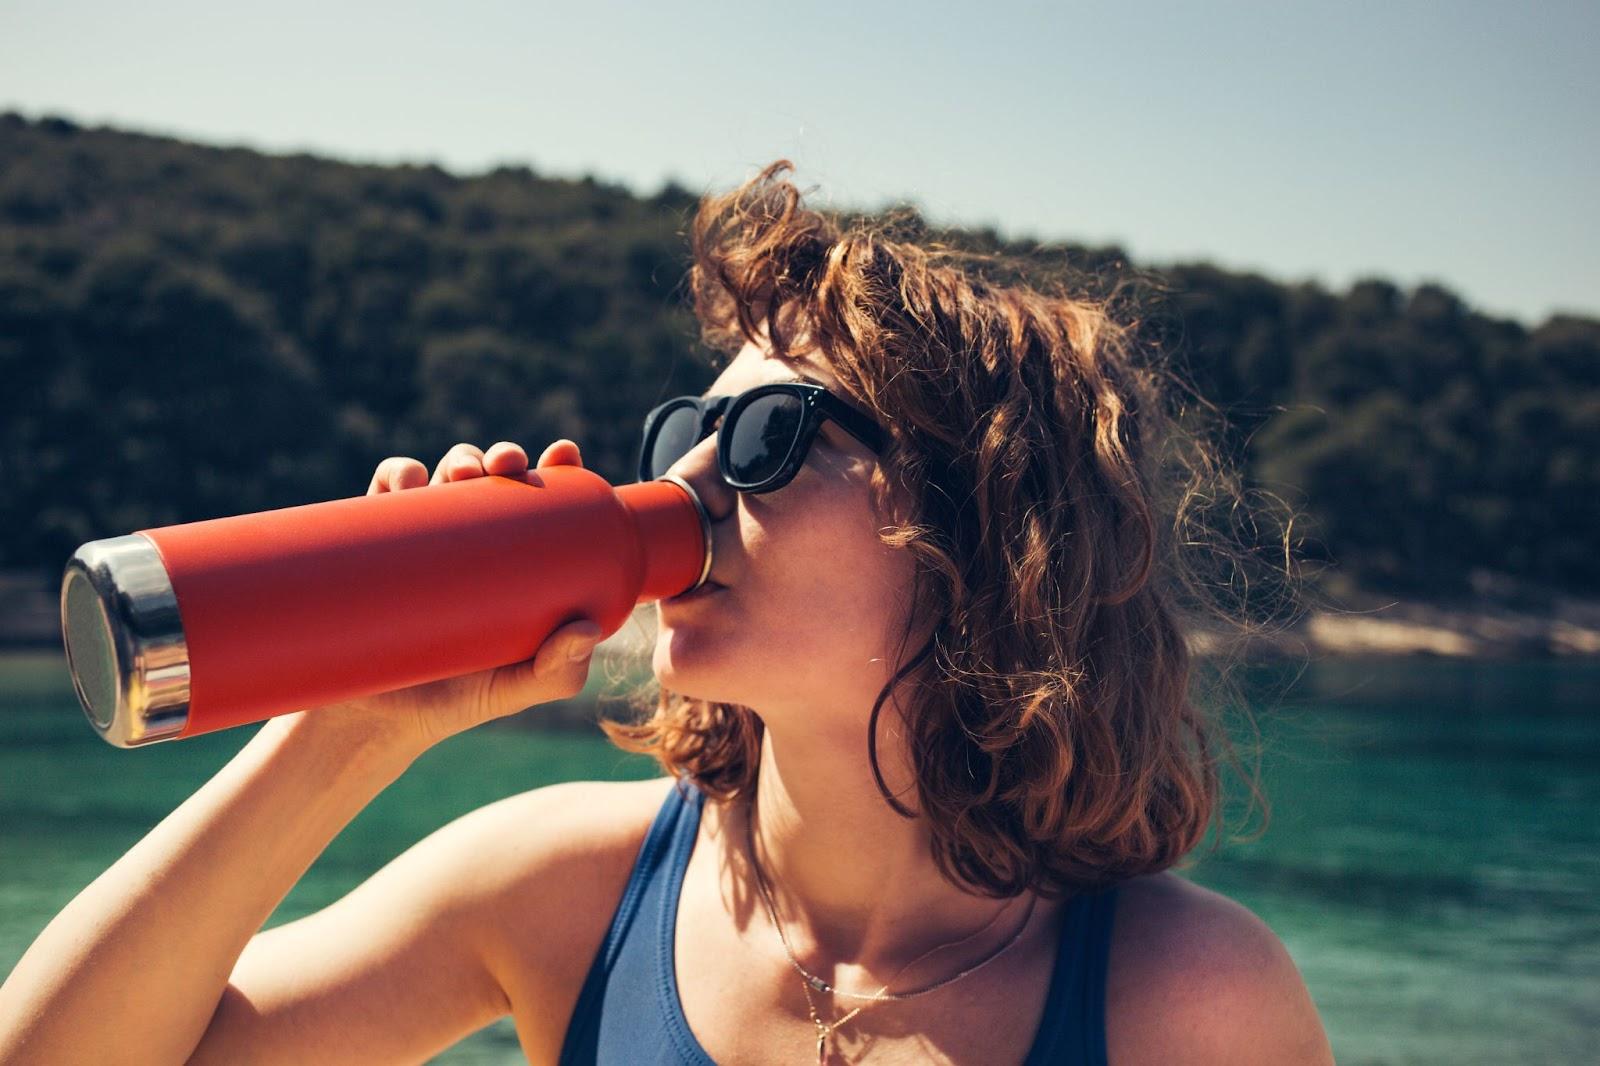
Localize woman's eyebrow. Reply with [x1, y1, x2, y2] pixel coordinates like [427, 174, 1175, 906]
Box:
[774, 371, 829, 387]
[701, 372, 829, 400]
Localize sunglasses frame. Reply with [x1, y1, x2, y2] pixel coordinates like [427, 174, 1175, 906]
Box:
[637, 381, 888, 494]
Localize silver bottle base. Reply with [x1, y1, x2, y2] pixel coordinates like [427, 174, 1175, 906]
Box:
[60, 534, 192, 748]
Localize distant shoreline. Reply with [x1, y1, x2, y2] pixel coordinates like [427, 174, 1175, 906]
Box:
[8, 566, 1599, 661]
[1191, 592, 1600, 660]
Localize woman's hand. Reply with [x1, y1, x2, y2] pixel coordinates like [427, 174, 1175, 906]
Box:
[312, 439, 604, 753]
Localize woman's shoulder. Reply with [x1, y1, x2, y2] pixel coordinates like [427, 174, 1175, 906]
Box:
[1103, 871, 1335, 1065]
[468, 775, 682, 924]
[444, 773, 679, 934]
[432, 776, 680, 1059]
[441, 775, 681, 897]
[473, 774, 682, 869]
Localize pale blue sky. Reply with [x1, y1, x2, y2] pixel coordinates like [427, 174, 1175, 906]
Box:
[3, 0, 1594, 325]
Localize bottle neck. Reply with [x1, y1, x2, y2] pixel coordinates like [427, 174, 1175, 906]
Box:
[614, 476, 713, 602]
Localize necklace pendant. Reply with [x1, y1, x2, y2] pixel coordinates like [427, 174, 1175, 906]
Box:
[812, 1016, 832, 1064]
[806, 974, 831, 993]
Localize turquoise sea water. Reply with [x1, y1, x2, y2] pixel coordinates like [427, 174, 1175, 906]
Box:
[2, 652, 1597, 1064]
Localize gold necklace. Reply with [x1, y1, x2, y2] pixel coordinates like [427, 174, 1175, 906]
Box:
[799, 976, 867, 1063]
[742, 795, 1038, 1063]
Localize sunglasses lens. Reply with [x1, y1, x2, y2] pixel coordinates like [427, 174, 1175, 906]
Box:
[726, 391, 805, 486]
[644, 403, 703, 480]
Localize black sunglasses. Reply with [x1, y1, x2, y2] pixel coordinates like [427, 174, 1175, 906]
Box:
[637, 381, 887, 494]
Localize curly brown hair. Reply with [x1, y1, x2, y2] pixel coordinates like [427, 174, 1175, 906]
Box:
[601, 160, 1309, 899]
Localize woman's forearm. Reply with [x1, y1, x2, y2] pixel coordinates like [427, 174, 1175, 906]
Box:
[0, 710, 424, 1066]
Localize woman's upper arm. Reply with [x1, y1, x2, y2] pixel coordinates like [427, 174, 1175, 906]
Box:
[185, 777, 672, 1066]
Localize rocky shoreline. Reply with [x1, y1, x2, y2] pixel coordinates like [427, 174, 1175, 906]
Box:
[1253, 573, 1600, 659]
[1193, 592, 1600, 660]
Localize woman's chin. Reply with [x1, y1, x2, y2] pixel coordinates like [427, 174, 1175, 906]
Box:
[651, 636, 732, 697]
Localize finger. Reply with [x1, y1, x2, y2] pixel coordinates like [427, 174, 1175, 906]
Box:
[368, 457, 428, 495]
[535, 439, 584, 469]
[430, 443, 487, 485]
[483, 441, 530, 477]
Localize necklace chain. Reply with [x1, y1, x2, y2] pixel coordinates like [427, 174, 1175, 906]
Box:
[801, 979, 866, 1064]
[741, 794, 1037, 1062]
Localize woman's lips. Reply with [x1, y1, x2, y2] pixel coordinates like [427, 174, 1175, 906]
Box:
[664, 580, 724, 605]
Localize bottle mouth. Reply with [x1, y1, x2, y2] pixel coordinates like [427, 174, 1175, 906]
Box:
[59, 534, 192, 748]
[656, 474, 715, 592]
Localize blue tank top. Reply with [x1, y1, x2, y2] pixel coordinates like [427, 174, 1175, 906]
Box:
[559, 778, 1121, 1065]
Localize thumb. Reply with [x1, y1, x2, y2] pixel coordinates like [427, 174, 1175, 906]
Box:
[560, 619, 604, 660]
[488, 619, 605, 719]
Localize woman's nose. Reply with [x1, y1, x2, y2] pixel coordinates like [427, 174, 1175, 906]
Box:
[664, 430, 735, 522]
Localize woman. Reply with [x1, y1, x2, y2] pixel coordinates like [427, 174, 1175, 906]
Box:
[0, 161, 1334, 1064]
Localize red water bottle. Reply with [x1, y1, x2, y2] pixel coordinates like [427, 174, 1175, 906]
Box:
[57, 467, 712, 748]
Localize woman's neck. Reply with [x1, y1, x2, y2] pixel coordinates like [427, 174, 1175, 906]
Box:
[717, 717, 1039, 980]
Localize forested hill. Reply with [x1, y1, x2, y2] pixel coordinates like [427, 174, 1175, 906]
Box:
[2, 111, 1596, 602]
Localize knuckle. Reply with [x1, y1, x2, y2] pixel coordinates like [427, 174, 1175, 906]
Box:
[557, 670, 588, 698]
[370, 456, 421, 493]
[535, 653, 589, 697]
[435, 443, 485, 475]
[389, 458, 426, 485]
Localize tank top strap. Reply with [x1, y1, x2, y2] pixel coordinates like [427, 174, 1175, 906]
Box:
[1021, 882, 1121, 1065]
[559, 776, 706, 1066]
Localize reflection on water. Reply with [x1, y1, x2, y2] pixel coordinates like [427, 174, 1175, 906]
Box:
[2, 653, 1597, 1064]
